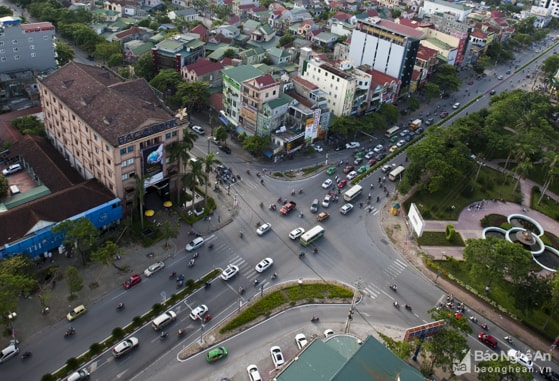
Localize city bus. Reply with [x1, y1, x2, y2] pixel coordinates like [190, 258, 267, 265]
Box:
[343, 184, 363, 202]
[385, 126, 400, 139]
[388, 165, 405, 181]
[300, 225, 325, 246]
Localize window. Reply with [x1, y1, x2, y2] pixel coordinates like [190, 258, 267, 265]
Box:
[165, 133, 171, 139]
[121, 173, 129, 180]
[172, 131, 177, 137]
[120, 148, 126, 155]
[105, 144, 109, 151]
[94, 134, 98, 141]
[95, 147, 99, 154]
[127, 146, 133, 153]
[127, 158, 134, 165]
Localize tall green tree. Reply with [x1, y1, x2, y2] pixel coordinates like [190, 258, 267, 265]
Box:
[184, 159, 205, 212]
[149, 69, 182, 96]
[202, 152, 221, 207]
[65, 266, 83, 298]
[432, 64, 461, 93]
[539, 154, 559, 205]
[52, 217, 100, 265]
[91, 241, 121, 266]
[176, 81, 210, 112]
[379, 103, 399, 125]
[242, 135, 269, 155]
[213, 125, 228, 145]
[133, 53, 156, 81]
[161, 219, 179, 249]
[55, 41, 75, 66]
[424, 82, 440, 103]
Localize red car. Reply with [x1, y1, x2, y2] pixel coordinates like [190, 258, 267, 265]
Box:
[123, 274, 142, 289]
[368, 157, 377, 166]
[343, 165, 354, 174]
[478, 333, 498, 349]
[337, 179, 348, 189]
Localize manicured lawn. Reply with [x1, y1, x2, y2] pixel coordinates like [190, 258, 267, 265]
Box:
[417, 231, 465, 246]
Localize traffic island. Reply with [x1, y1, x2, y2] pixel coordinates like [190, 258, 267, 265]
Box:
[177, 280, 354, 360]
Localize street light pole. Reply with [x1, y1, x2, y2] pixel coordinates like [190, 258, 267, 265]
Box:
[8, 312, 17, 343]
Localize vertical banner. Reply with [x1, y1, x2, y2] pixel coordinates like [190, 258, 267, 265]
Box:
[142, 144, 165, 187]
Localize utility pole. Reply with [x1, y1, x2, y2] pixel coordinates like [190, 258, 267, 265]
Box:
[344, 278, 361, 333]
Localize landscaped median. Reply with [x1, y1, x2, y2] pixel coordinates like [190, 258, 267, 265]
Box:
[178, 280, 354, 360]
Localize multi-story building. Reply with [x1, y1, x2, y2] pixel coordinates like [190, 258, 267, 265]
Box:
[222, 65, 265, 132]
[420, 0, 472, 23]
[536, 0, 559, 19]
[348, 17, 422, 93]
[151, 34, 205, 72]
[0, 17, 56, 74]
[239, 74, 282, 136]
[300, 53, 357, 117]
[38, 62, 187, 206]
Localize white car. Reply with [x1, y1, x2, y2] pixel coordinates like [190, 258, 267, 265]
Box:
[289, 227, 305, 240]
[340, 203, 353, 215]
[2, 163, 22, 176]
[365, 151, 375, 159]
[270, 346, 285, 367]
[255, 257, 273, 273]
[220, 265, 239, 280]
[256, 222, 272, 236]
[0, 341, 19, 364]
[185, 237, 204, 252]
[143, 261, 165, 277]
[322, 195, 331, 208]
[346, 171, 358, 180]
[507, 349, 533, 370]
[381, 165, 391, 173]
[295, 333, 308, 349]
[189, 304, 208, 320]
[373, 144, 384, 153]
[112, 337, 139, 358]
[321, 179, 333, 189]
[67, 369, 90, 381]
[247, 364, 262, 381]
[191, 125, 205, 135]
[396, 139, 406, 147]
[452, 102, 460, 109]
[324, 329, 335, 338]
[312, 144, 323, 152]
[345, 141, 360, 149]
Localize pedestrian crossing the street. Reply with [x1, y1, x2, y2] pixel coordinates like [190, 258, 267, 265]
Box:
[384, 259, 407, 278]
[361, 283, 382, 300]
[366, 206, 380, 216]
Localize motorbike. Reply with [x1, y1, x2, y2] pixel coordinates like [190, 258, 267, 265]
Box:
[208, 244, 214, 250]
[169, 271, 177, 280]
[405, 304, 412, 311]
[246, 169, 251, 175]
[64, 327, 76, 337]
[299, 212, 304, 218]
[277, 197, 283, 203]
[480, 323, 489, 330]
[504, 336, 513, 344]
[254, 279, 259, 286]
[299, 251, 305, 258]
[21, 351, 32, 360]
[389, 284, 397, 292]
[188, 259, 195, 268]
[393, 301, 400, 309]
[311, 316, 319, 322]
[205, 281, 211, 289]
[299, 189, 303, 194]
[271, 272, 278, 280]
[204, 314, 212, 323]
[238, 286, 245, 295]
[192, 252, 199, 259]
[469, 316, 478, 323]
[116, 302, 125, 311]
[177, 328, 186, 337]
[313, 247, 318, 254]
[240, 231, 244, 239]
[160, 331, 168, 340]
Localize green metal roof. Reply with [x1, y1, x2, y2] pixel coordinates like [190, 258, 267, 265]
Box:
[131, 41, 154, 56]
[222, 65, 264, 83]
[277, 335, 425, 381]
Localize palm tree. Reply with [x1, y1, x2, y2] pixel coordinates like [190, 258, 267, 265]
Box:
[166, 128, 199, 205]
[202, 152, 221, 207]
[187, 159, 205, 213]
[132, 175, 146, 229]
[538, 153, 559, 205]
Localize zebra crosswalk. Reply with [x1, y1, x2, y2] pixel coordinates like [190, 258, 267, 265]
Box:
[226, 255, 270, 289]
[384, 259, 407, 278]
[360, 283, 383, 300]
[366, 206, 380, 215]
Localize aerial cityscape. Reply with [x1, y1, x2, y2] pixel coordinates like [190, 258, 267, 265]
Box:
[1, 0, 559, 380]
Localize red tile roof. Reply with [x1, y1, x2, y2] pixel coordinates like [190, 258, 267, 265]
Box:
[292, 76, 318, 90]
[115, 26, 143, 39]
[254, 74, 277, 88]
[416, 45, 439, 60]
[190, 24, 208, 36]
[361, 19, 424, 38]
[184, 57, 223, 76]
[334, 11, 352, 21]
[471, 29, 487, 38]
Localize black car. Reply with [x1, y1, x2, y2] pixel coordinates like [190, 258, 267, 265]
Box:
[218, 145, 231, 154]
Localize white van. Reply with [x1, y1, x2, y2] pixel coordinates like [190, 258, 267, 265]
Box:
[151, 311, 176, 330]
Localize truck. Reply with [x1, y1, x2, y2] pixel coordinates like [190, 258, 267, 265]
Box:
[408, 119, 422, 131]
[280, 201, 297, 215]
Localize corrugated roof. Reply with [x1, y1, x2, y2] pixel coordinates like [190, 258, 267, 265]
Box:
[222, 65, 264, 83]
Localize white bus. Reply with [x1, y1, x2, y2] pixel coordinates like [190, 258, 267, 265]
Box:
[343, 184, 363, 202]
[388, 166, 405, 181]
[385, 126, 400, 139]
[300, 225, 325, 246]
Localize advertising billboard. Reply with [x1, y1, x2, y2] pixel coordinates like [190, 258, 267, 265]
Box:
[142, 144, 165, 188]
